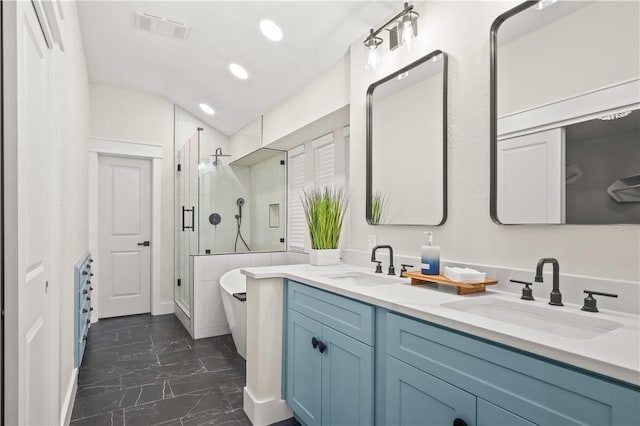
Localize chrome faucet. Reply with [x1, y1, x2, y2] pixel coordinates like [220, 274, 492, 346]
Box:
[534, 258, 563, 306]
[371, 245, 395, 275]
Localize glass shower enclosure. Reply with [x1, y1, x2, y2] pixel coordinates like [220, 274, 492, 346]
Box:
[174, 128, 286, 318]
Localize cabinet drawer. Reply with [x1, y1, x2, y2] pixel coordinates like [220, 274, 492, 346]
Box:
[287, 280, 374, 345]
[384, 311, 640, 425]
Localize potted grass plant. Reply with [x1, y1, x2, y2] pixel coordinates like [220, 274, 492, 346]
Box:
[302, 187, 349, 266]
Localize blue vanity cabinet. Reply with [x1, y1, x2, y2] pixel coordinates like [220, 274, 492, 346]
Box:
[379, 310, 640, 426]
[385, 355, 476, 426]
[285, 281, 375, 426]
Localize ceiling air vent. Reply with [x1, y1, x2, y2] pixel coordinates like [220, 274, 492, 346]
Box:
[134, 12, 191, 40]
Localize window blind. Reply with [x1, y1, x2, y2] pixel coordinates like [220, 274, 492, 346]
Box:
[313, 133, 335, 189]
[287, 146, 306, 252]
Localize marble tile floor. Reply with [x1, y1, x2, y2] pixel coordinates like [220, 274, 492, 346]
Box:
[70, 313, 297, 426]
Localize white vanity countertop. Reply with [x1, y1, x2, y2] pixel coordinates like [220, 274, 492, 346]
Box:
[241, 263, 640, 387]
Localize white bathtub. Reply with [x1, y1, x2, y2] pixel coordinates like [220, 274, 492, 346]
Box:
[220, 268, 247, 359]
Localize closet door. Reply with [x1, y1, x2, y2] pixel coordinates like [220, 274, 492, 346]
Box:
[15, 1, 58, 424]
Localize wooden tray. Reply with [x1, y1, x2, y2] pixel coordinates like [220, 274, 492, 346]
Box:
[402, 271, 498, 295]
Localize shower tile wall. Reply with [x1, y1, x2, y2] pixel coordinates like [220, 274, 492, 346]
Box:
[199, 164, 251, 254]
[190, 251, 299, 339]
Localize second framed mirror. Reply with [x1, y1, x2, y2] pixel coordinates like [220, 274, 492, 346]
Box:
[366, 50, 448, 226]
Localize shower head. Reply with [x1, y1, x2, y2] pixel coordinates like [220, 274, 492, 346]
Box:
[237, 198, 245, 207]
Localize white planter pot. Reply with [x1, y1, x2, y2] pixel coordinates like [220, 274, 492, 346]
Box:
[309, 249, 341, 266]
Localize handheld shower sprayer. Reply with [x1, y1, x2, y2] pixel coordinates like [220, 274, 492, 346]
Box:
[234, 198, 251, 252]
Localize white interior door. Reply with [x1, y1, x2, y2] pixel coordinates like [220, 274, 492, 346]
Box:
[98, 156, 152, 318]
[16, 2, 57, 424]
[497, 128, 566, 224]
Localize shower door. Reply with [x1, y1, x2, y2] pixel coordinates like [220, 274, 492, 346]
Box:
[175, 133, 199, 317]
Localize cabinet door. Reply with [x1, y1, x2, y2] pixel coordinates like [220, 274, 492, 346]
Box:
[477, 399, 535, 426]
[386, 356, 476, 426]
[321, 326, 374, 426]
[286, 310, 323, 426]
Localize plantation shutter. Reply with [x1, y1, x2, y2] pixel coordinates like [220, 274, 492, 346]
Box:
[287, 145, 306, 252]
[313, 132, 334, 189]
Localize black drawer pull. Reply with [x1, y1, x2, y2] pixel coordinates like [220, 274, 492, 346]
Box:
[317, 341, 326, 353]
[453, 418, 467, 426]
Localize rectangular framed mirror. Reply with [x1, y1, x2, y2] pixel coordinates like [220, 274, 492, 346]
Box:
[366, 50, 448, 226]
[490, 1, 640, 225]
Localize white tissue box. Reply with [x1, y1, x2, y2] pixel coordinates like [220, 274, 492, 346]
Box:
[443, 266, 486, 283]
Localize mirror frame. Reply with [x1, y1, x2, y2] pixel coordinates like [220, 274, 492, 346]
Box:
[366, 49, 448, 226]
[489, 1, 538, 225]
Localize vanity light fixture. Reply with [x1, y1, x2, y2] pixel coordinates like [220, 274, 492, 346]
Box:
[599, 110, 633, 121]
[363, 2, 420, 69]
[260, 19, 283, 41]
[229, 63, 249, 80]
[534, 0, 558, 10]
[199, 102, 215, 115]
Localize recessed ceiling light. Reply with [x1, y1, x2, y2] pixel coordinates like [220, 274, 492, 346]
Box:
[259, 19, 283, 42]
[199, 103, 215, 115]
[229, 63, 249, 80]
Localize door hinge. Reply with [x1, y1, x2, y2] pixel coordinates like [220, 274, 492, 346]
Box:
[280, 160, 285, 165]
[177, 163, 182, 172]
[177, 278, 181, 287]
[279, 238, 285, 243]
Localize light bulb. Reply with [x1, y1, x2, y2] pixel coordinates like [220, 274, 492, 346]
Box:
[367, 46, 379, 70]
[401, 20, 414, 50]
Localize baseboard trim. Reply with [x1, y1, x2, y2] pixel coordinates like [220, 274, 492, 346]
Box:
[153, 301, 175, 316]
[243, 386, 292, 426]
[60, 367, 78, 426]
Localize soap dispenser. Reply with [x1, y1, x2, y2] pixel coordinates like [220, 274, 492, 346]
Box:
[421, 232, 440, 275]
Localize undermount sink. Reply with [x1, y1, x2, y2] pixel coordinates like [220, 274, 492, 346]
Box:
[442, 297, 623, 339]
[318, 271, 403, 287]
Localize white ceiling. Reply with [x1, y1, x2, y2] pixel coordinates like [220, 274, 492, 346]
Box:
[78, 1, 401, 135]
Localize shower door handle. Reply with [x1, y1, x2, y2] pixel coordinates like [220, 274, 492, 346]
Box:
[182, 206, 195, 232]
[190, 206, 195, 232]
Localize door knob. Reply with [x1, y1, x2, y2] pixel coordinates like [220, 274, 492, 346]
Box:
[137, 241, 150, 247]
[453, 418, 467, 426]
[311, 337, 319, 349]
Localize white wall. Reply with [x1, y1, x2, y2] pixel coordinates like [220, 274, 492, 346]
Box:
[262, 56, 350, 146]
[90, 84, 175, 302]
[346, 1, 639, 282]
[230, 117, 262, 160]
[59, 2, 91, 417]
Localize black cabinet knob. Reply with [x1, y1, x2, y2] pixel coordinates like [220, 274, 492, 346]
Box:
[83, 289, 88, 294]
[86, 297, 91, 301]
[82, 271, 88, 276]
[90, 273, 94, 277]
[317, 341, 326, 354]
[82, 309, 87, 313]
[90, 287, 94, 291]
[453, 418, 467, 426]
[90, 307, 94, 311]
[86, 319, 90, 324]
[87, 280, 91, 284]
[311, 337, 319, 349]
